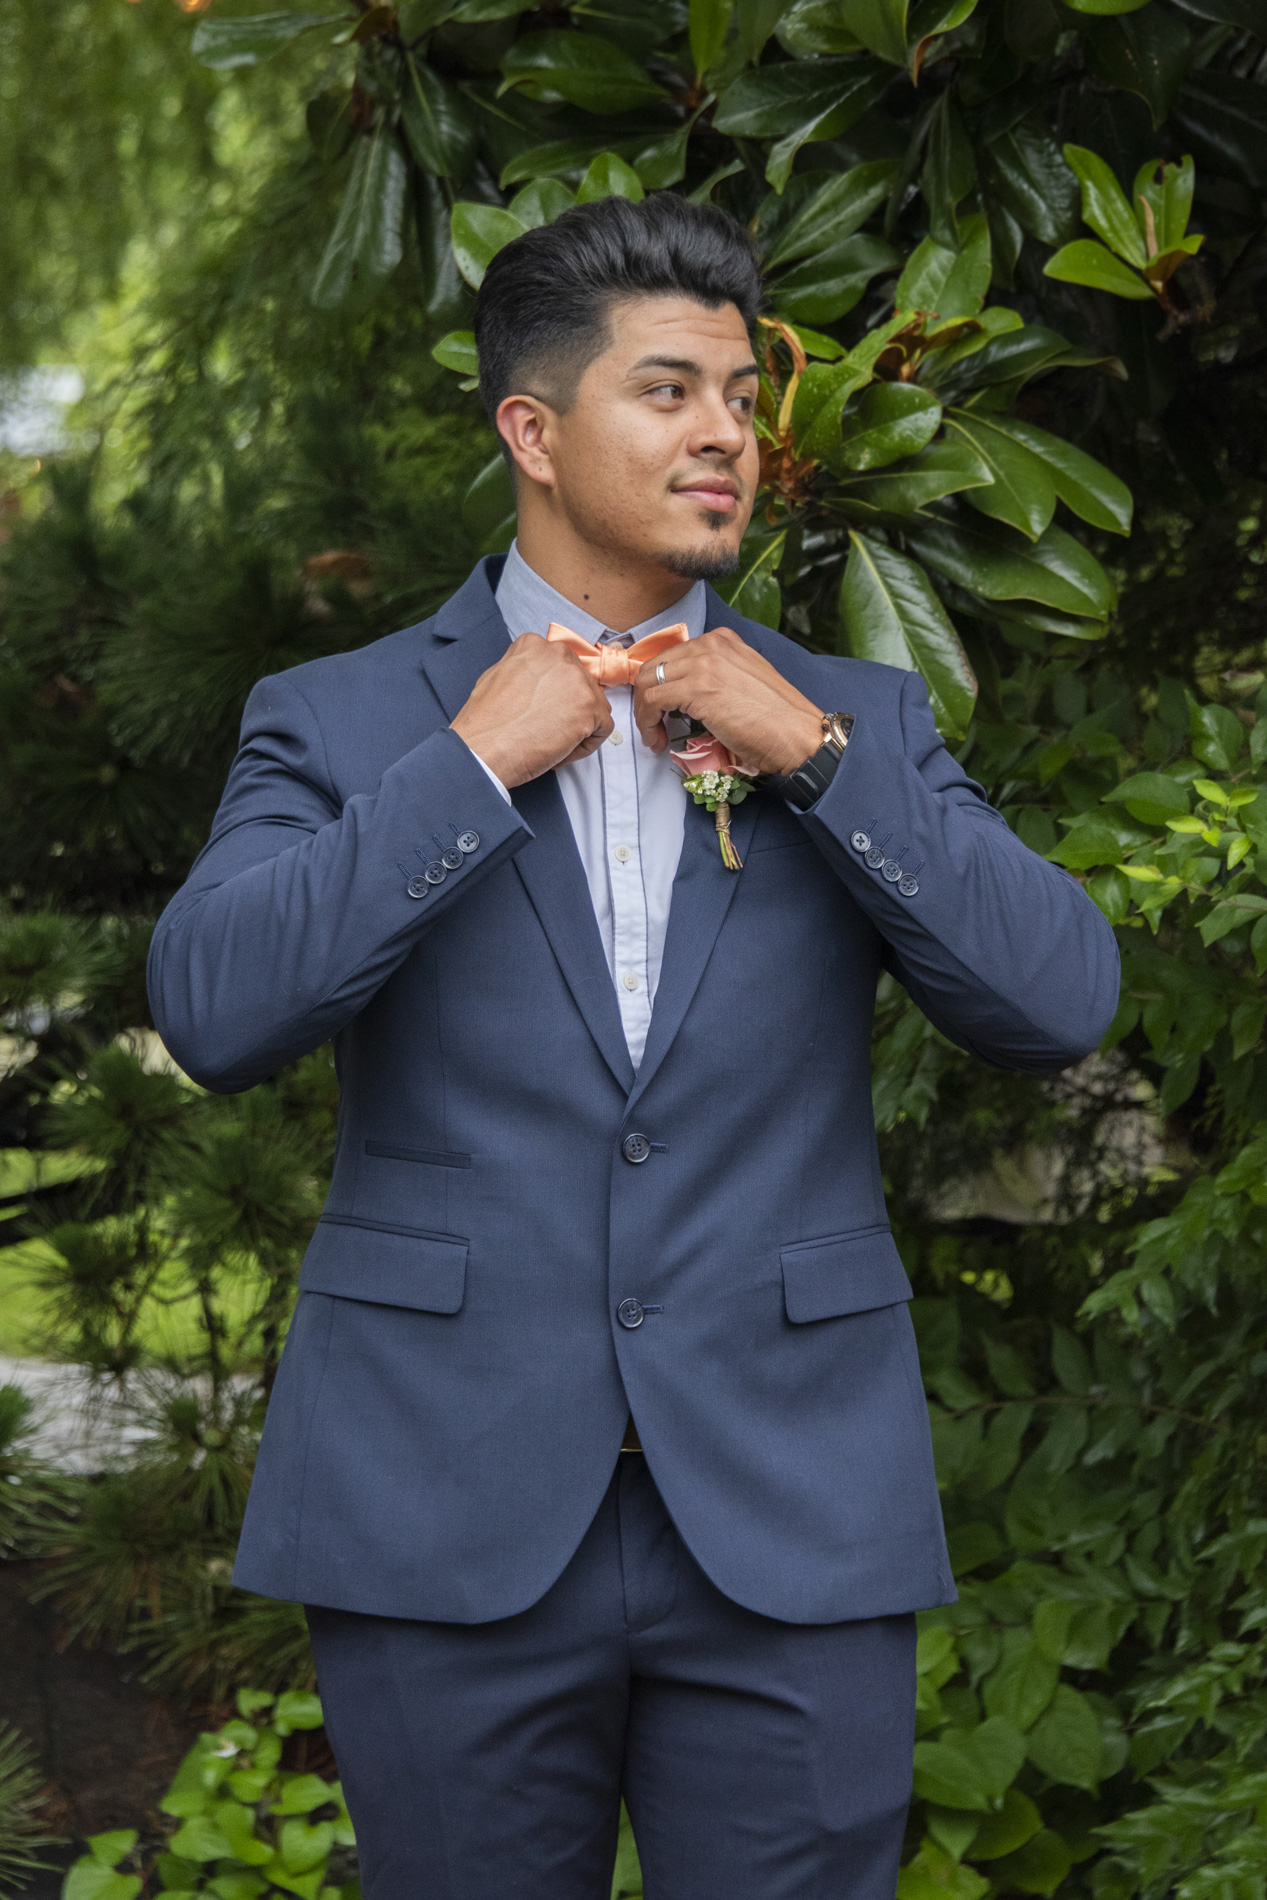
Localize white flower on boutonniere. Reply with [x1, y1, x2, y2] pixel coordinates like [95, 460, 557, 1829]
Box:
[668, 731, 758, 872]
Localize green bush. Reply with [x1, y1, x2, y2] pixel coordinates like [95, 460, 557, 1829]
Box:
[0, 1720, 64, 1893]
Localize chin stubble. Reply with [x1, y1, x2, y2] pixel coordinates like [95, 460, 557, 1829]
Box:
[659, 514, 742, 583]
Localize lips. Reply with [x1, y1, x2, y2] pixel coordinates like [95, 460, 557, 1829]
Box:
[672, 479, 741, 510]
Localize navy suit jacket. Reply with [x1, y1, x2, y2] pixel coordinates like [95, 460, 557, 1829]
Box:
[148, 557, 1120, 1626]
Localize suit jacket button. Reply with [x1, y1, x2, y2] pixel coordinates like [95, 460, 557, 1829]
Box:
[423, 861, 447, 885]
[882, 859, 902, 882]
[456, 830, 480, 854]
[617, 1298, 645, 1329]
[441, 847, 464, 871]
[406, 875, 429, 899]
[851, 830, 870, 852]
[622, 1133, 651, 1165]
[864, 846, 885, 869]
[898, 874, 920, 896]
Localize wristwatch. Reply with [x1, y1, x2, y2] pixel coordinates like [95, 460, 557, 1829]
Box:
[766, 712, 854, 811]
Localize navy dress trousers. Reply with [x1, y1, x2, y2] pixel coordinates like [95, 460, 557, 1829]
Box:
[148, 557, 1120, 1897]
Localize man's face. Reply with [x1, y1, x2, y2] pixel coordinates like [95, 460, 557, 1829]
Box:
[522, 295, 761, 582]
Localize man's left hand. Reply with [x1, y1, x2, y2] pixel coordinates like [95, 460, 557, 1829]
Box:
[633, 626, 823, 778]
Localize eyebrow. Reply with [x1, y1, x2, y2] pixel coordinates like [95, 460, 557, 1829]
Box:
[627, 354, 760, 381]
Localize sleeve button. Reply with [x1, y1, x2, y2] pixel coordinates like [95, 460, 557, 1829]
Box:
[881, 860, 902, 882]
[898, 874, 920, 897]
[406, 875, 429, 899]
[456, 830, 480, 854]
[851, 830, 870, 852]
[423, 862, 447, 885]
[441, 847, 464, 871]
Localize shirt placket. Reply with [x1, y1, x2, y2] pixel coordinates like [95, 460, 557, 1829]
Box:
[599, 669, 653, 1067]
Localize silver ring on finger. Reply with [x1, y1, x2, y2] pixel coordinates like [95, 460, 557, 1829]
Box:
[655, 660, 667, 685]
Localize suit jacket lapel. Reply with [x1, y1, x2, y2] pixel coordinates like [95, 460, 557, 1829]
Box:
[418, 561, 635, 1095]
[626, 585, 772, 1111]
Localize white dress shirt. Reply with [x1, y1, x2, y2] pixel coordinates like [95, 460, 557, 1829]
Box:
[478, 542, 707, 1071]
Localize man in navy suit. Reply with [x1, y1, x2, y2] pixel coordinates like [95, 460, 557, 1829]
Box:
[149, 195, 1119, 1899]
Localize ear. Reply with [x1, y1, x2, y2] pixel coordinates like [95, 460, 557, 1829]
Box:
[496, 395, 557, 491]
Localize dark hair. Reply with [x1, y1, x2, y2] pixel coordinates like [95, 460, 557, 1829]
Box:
[473, 193, 763, 426]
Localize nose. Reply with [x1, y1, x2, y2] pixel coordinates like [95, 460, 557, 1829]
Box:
[687, 389, 749, 462]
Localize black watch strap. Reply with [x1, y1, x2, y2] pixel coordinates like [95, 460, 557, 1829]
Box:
[764, 713, 854, 812]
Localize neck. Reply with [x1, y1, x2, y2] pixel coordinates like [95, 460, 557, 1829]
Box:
[514, 519, 696, 634]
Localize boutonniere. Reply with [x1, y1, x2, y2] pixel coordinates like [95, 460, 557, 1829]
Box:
[669, 728, 758, 872]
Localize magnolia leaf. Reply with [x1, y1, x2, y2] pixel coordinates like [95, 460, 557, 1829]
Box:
[716, 528, 786, 627]
[1134, 153, 1196, 254]
[576, 152, 644, 203]
[690, 0, 734, 75]
[508, 177, 575, 227]
[1062, 142, 1148, 264]
[1082, 8, 1193, 128]
[714, 57, 883, 138]
[840, 433, 994, 512]
[499, 31, 668, 113]
[975, 415, 1133, 534]
[1170, 72, 1267, 192]
[769, 233, 902, 323]
[840, 0, 910, 62]
[462, 452, 517, 554]
[945, 412, 1057, 540]
[401, 59, 477, 179]
[1044, 238, 1154, 299]
[311, 131, 407, 308]
[840, 532, 978, 737]
[449, 202, 525, 289]
[764, 161, 901, 267]
[190, 11, 335, 69]
[777, 0, 866, 53]
[904, 518, 1116, 616]
[895, 213, 991, 320]
[838, 384, 942, 470]
[980, 122, 1080, 247]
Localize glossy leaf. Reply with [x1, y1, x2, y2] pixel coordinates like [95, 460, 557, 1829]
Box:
[904, 518, 1117, 616]
[790, 313, 910, 459]
[945, 411, 1057, 539]
[190, 11, 335, 70]
[717, 527, 786, 627]
[1062, 143, 1148, 264]
[576, 152, 644, 203]
[1133, 153, 1196, 254]
[1170, 72, 1267, 189]
[769, 234, 902, 323]
[776, 0, 866, 53]
[1044, 239, 1154, 299]
[690, 0, 734, 75]
[713, 57, 882, 138]
[840, 532, 978, 737]
[449, 202, 525, 289]
[764, 161, 901, 268]
[979, 123, 1079, 248]
[1082, 8, 1193, 129]
[839, 434, 994, 512]
[895, 213, 991, 320]
[840, 0, 910, 63]
[401, 58, 478, 179]
[981, 416, 1133, 533]
[462, 452, 517, 554]
[499, 32, 668, 113]
[838, 384, 943, 470]
[507, 177, 575, 227]
[311, 130, 408, 308]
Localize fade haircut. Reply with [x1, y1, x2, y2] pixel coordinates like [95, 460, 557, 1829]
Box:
[473, 193, 763, 429]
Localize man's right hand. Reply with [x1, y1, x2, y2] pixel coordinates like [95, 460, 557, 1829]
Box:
[450, 633, 614, 790]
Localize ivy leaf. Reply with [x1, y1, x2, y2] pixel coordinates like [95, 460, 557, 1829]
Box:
[945, 412, 1057, 540]
[839, 532, 978, 738]
[190, 11, 336, 69]
[449, 203, 525, 290]
[311, 130, 407, 308]
[838, 385, 942, 470]
[499, 31, 668, 113]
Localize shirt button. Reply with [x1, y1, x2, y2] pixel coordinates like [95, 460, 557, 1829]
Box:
[617, 1298, 645, 1329]
[622, 1133, 651, 1165]
[851, 830, 870, 852]
[622, 973, 639, 991]
[610, 730, 624, 745]
[456, 831, 480, 854]
[614, 844, 632, 863]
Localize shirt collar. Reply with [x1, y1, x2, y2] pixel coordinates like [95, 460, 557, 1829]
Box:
[494, 540, 707, 648]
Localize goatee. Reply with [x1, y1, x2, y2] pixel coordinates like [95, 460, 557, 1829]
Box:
[659, 519, 742, 582]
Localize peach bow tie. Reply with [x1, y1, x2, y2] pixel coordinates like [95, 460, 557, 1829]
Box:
[546, 620, 689, 687]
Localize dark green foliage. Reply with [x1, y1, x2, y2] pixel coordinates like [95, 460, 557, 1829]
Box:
[0, 1720, 63, 1893]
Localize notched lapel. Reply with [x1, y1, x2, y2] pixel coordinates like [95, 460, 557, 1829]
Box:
[629, 790, 761, 1109]
[418, 563, 634, 1095]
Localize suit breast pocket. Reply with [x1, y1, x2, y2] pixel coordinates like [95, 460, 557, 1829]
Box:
[780, 1225, 913, 1323]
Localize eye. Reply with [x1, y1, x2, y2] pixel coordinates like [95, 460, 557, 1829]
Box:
[730, 392, 755, 416]
[647, 381, 685, 400]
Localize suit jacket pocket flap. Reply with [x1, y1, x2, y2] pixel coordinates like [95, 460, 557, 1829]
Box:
[300, 1216, 467, 1314]
[781, 1226, 913, 1323]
